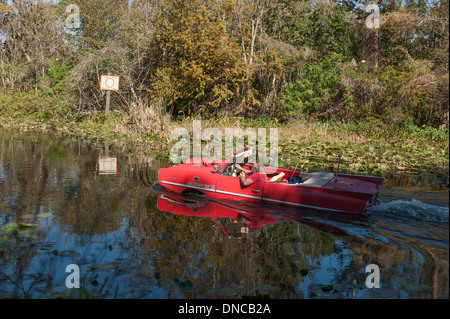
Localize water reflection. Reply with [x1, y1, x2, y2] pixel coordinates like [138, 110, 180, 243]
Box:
[98, 157, 117, 175]
[98, 143, 117, 176]
[155, 185, 352, 238]
[157, 188, 278, 239]
[0, 129, 448, 299]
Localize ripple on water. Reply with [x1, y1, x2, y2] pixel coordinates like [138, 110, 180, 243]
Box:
[375, 199, 449, 224]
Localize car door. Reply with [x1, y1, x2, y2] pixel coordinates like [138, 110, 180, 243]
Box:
[215, 173, 265, 202]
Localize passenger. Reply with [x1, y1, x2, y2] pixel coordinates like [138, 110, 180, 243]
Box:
[236, 162, 268, 187]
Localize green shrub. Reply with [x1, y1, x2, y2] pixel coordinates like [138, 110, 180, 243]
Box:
[0, 89, 63, 120]
[279, 53, 352, 120]
[45, 60, 73, 96]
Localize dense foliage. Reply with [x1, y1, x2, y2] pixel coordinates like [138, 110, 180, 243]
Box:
[0, 0, 448, 131]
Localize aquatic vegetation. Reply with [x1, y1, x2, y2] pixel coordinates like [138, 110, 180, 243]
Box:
[87, 258, 143, 276]
[278, 137, 448, 177]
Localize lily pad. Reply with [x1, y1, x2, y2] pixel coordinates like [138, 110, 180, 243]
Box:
[1, 223, 20, 232]
[16, 230, 39, 239]
[321, 284, 334, 292]
[17, 222, 38, 228]
[37, 213, 53, 218]
[179, 280, 195, 291]
[299, 268, 309, 276]
[25, 273, 53, 283]
[87, 258, 141, 275]
[309, 283, 335, 294]
[299, 267, 316, 276]
[55, 250, 82, 258]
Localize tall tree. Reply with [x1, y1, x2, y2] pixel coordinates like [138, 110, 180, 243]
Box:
[152, 0, 248, 117]
[0, 0, 66, 91]
[62, 0, 128, 51]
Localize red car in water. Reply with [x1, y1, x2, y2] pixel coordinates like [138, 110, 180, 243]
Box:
[158, 148, 384, 214]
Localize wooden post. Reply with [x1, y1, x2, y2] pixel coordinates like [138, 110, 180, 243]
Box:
[105, 90, 111, 116]
[105, 142, 109, 157]
[105, 70, 111, 116]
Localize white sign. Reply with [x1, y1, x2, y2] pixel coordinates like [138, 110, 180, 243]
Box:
[100, 75, 120, 91]
[99, 156, 117, 175]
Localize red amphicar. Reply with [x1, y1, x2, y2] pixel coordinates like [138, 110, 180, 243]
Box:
[158, 147, 384, 214]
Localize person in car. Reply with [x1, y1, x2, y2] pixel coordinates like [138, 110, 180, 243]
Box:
[236, 162, 267, 187]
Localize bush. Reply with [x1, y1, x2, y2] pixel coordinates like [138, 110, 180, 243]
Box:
[0, 89, 63, 120]
[45, 60, 74, 96]
[279, 53, 353, 121]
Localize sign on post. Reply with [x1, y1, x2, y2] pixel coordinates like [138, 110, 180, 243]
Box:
[100, 75, 119, 116]
[100, 75, 120, 91]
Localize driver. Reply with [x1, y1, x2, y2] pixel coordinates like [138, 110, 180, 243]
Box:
[236, 162, 268, 187]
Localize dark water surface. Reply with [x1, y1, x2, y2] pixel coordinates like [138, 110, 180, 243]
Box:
[0, 129, 448, 299]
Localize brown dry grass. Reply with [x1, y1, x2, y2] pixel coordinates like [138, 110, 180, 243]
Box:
[163, 117, 370, 147]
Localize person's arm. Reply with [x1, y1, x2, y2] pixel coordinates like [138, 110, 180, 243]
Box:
[239, 171, 254, 187]
[235, 164, 251, 175]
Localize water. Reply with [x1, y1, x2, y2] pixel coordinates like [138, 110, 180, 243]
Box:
[0, 129, 448, 299]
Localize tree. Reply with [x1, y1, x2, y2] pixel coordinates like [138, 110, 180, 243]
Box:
[62, 0, 128, 51]
[152, 0, 248, 117]
[0, 0, 67, 92]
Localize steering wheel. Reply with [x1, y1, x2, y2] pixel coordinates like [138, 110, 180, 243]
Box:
[233, 157, 248, 176]
[222, 156, 248, 177]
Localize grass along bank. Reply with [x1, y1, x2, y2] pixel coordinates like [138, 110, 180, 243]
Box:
[0, 90, 448, 180]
